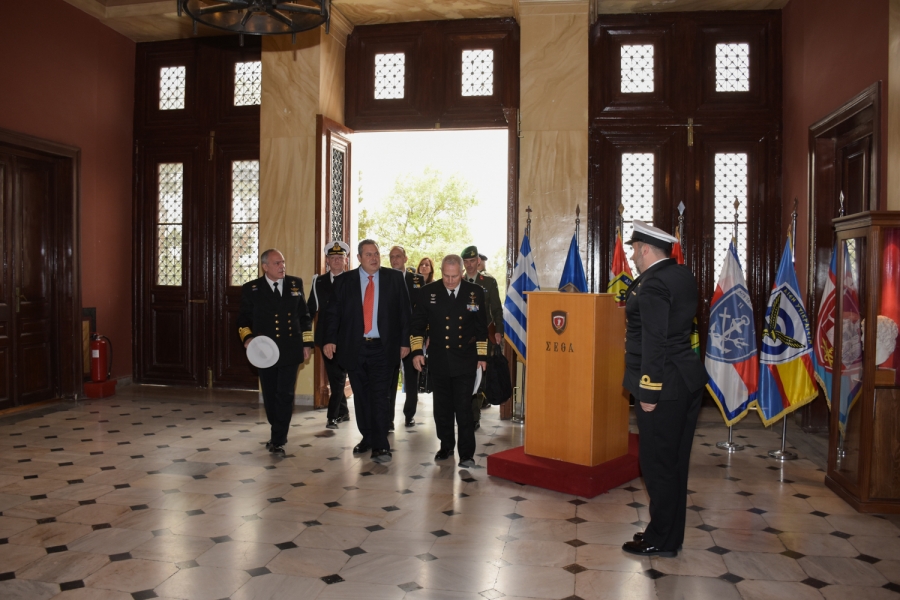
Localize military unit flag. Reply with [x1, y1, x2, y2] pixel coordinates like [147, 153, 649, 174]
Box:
[606, 230, 633, 307]
[705, 239, 758, 425]
[504, 232, 540, 362]
[757, 239, 819, 426]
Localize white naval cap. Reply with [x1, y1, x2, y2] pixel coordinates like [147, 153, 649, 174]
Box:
[625, 220, 678, 250]
[324, 240, 350, 256]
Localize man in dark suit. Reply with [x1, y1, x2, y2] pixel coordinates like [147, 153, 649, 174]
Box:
[388, 245, 424, 429]
[621, 221, 709, 558]
[411, 254, 488, 469]
[308, 240, 351, 430]
[238, 248, 314, 455]
[323, 239, 411, 463]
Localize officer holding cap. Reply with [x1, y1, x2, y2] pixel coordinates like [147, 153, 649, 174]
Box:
[238, 249, 314, 455]
[308, 241, 352, 429]
[621, 220, 708, 558]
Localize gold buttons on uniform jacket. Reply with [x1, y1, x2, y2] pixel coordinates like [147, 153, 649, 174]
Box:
[445, 326, 449, 329]
[446, 317, 449, 320]
[445, 336, 449, 339]
[459, 316, 463, 320]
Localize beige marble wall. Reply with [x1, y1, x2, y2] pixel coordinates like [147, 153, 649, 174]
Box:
[260, 21, 348, 399]
[519, 0, 590, 288]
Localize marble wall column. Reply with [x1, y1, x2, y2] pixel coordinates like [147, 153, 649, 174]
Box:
[260, 14, 350, 400]
[518, 0, 589, 288]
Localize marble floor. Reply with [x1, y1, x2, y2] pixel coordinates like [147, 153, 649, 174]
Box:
[0, 386, 898, 600]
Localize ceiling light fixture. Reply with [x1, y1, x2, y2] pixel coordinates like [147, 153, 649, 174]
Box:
[177, 0, 331, 43]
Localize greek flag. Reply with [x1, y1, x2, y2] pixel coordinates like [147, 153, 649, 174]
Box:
[504, 233, 540, 362]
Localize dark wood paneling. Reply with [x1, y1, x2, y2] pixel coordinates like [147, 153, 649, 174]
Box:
[589, 11, 783, 361]
[804, 83, 880, 432]
[134, 37, 260, 390]
[346, 18, 519, 131]
[0, 156, 9, 406]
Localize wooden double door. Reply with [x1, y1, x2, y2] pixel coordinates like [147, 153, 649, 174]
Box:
[134, 139, 259, 389]
[133, 37, 261, 389]
[0, 148, 60, 408]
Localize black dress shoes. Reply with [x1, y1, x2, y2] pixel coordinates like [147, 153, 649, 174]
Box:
[269, 444, 286, 455]
[405, 418, 415, 427]
[337, 414, 351, 423]
[621, 540, 676, 558]
[434, 449, 452, 461]
[458, 457, 476, 468]
[264, 440, 274, 450]
[325, 419, 338, 430]
[633, 531, 644, 542]
[371, 449, 392, 463]
[353, 442, 371, 454]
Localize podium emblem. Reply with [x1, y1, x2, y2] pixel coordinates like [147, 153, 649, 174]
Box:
[551, 310, 567, 334]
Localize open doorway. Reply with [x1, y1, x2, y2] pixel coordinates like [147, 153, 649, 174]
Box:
[351, 129, 508, 293]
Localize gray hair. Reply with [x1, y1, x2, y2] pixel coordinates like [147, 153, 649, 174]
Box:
[441, 254, 463, 271]
[358, 239, 379, 255]
[260, 249, 283, 265]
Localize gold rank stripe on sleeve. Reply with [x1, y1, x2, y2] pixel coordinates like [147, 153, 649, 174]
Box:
[639, 375, 662, 390]
[410, 336, 424, 351]
[476, 341, 488, 356]
[302, 331, 313, 343]
[239, 327, 253, 342]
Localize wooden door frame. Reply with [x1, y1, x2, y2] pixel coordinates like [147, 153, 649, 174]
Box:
[802, 81, 881, 432]
[0, 127, 81, 403]
[311, 114, 520, 416]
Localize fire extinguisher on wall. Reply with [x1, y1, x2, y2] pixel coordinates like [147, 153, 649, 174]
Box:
[90, 333, 113, 383]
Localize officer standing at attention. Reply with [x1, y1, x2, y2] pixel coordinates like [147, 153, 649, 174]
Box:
[411, 255, 488, 468]
[238, 249, 314, 455]
[621, 221, 708, 558]
[461, 245, 503, 428]
[388, 245, 424, 429]
[308, 241, 351, 430]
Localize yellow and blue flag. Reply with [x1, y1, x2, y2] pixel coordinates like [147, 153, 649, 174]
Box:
[606, 230, 633, 306]
[757, 239, 818, 426]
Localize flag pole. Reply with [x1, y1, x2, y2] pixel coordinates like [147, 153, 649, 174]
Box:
[716, 198, 746, 453]
[768, 200, 800, 462]
[512, 206, 533, 425]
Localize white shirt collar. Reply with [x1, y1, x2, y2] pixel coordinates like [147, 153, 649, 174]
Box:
[265, 275, 284, 291]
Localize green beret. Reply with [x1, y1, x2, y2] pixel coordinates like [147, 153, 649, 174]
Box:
[461, 245, 479, 259]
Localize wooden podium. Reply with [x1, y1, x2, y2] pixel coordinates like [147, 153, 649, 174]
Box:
[524, 292, 628, 467]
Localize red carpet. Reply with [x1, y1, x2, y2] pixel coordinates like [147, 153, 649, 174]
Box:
[486, 433, 641, 498]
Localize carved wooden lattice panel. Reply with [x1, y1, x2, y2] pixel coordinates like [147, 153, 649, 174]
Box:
[157, 163, 184, 286]
[330, 147, 345, 243]
[462, 49, 494, 97]
[713, 153, 748, 279]
[621, 152, 655, 273]
[234, 61, 262, 106]
[375, 53, 405, 100]
[230, 160, 260, 286]
[620, 44, 654, 94]
[159, 66, 186, 110]
[715, 43, 750, 92]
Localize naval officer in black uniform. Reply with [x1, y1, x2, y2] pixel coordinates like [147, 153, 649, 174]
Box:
[308, 240, 351, 429]
[410, 254, 488, 468]
[621, 221, 708, 557]
[238, 248, 314, 455]
[388, 245, 425, 429]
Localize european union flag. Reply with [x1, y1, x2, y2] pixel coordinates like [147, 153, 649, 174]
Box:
[558, 234, 587, 293]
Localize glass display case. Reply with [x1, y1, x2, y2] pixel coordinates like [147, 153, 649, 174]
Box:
[827, 211, 900, 513]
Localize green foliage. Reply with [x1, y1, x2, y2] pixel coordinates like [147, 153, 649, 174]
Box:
[358, 167, 479, 272]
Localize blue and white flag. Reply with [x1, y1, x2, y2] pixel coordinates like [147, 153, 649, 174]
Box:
[504, 233, 540, 362]
[705, 239, 758, 426]
[558, 234, 587, 293]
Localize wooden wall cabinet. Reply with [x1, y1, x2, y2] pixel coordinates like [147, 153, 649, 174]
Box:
[826, 211, 900, 513]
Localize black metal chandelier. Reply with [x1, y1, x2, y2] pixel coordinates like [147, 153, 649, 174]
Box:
[177, 1, 331, 40]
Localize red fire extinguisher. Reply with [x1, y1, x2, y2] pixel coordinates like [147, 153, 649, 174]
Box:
[90, 333, 113, 383]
